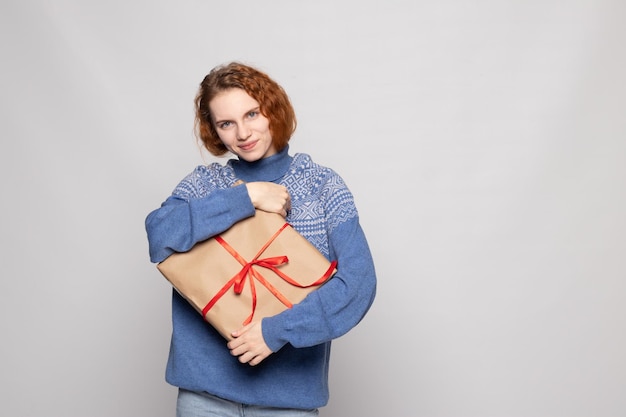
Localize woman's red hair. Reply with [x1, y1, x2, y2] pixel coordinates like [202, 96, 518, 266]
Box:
[194, 62, 297, 156]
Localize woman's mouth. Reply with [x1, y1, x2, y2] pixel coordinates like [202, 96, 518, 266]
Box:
[238, 140, 257, 151]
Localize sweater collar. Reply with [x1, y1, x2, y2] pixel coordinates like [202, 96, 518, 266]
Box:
[229, 145, 293, 183]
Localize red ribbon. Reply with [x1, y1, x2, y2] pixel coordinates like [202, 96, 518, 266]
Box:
[201, 222, 337, 326]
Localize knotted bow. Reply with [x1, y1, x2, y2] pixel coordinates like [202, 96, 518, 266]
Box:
[202, 222, 332, 326]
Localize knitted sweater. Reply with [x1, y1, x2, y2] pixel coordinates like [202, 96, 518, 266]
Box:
[145, 146, 376, 409]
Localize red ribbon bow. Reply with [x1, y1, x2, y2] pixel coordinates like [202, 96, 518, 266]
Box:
[201, 222, 335, 326]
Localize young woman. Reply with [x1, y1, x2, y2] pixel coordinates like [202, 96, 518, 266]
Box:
[145, 62, 377, 417]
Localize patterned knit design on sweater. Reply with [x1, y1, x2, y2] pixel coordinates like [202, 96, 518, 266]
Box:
[171, 153, 358, 258]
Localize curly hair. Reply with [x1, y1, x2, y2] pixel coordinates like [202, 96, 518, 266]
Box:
[194, 62, 297, 156]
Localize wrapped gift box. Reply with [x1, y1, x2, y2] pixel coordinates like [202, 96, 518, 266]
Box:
[157, 210, 337, 340]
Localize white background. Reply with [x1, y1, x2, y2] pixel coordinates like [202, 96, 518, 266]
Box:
[1, 1, 625, 416]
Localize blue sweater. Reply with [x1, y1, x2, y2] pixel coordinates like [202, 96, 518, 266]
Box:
[145, 146, 376, 409]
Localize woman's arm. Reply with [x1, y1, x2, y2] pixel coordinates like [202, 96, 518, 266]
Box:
[145, 184, 255, 263]
[260, 216, 377, 351]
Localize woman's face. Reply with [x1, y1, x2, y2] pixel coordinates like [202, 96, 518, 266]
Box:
[209, 88, 276, 162]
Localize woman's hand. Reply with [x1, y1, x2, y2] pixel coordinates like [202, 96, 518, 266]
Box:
[228, 321, 273, 366]
[245, 182, 291, 217]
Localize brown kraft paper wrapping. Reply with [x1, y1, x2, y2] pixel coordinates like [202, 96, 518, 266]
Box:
[157, 210, 337, 340]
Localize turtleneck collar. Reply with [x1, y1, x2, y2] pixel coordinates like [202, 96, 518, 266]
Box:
[229, 145, 293, 183]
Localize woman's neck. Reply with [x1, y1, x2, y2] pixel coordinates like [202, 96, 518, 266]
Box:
[230, 146, 292, 183]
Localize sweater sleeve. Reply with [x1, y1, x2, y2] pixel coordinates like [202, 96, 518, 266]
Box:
[261, 199, 377, 351]
[145, 181, 255, 263]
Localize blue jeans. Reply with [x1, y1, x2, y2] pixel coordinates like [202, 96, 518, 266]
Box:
[176, 389, 320, 417]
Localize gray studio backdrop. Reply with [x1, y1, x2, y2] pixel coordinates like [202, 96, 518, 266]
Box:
[2, 1, 625, 416]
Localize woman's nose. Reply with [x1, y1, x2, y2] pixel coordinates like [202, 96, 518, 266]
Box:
[236, 124, 251, 140]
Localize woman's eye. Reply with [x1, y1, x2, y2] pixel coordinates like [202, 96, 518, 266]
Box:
[218, 121, 231, 129]
[247, 111, 258, 118]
